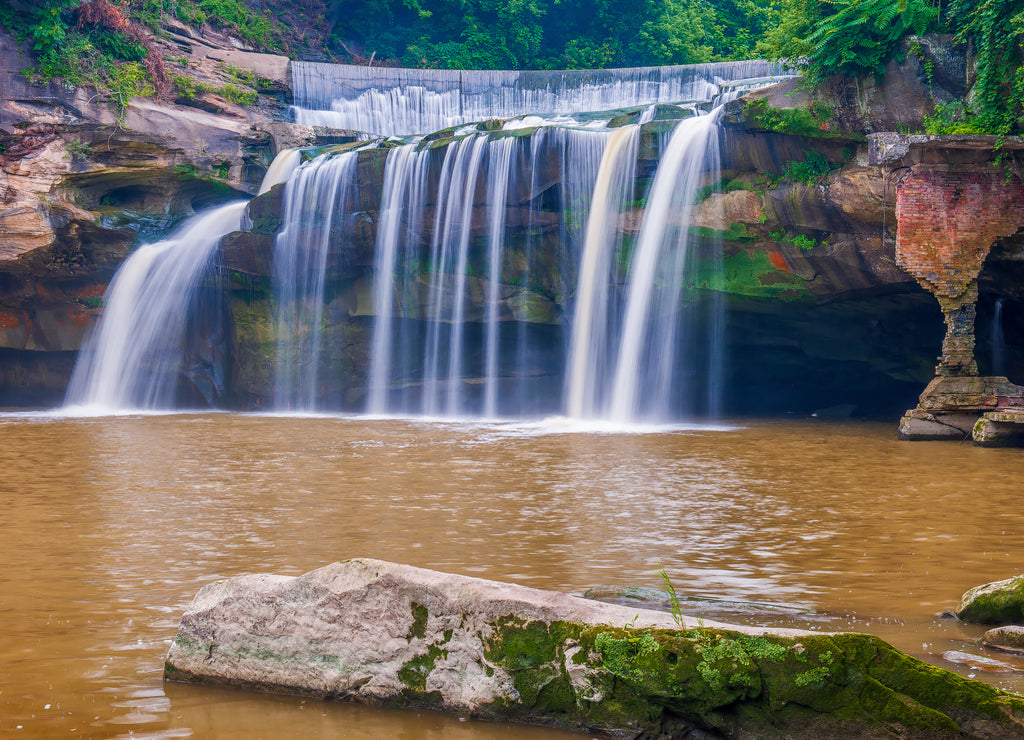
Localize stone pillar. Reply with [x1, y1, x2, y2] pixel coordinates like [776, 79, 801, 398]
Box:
[937, 285, 978, 376]
[895, 163, 1024, 441]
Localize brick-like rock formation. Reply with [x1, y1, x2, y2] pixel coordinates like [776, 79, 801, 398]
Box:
[896, 163, 1024, 376]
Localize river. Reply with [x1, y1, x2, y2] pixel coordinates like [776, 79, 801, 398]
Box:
[3, 412, 1023, 738]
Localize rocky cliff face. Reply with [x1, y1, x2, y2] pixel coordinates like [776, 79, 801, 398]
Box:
[3, 31, 1018, 416]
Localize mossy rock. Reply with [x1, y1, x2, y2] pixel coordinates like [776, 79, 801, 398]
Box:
[166, 559, 1024, 740]
[957, 575, 1024, 625]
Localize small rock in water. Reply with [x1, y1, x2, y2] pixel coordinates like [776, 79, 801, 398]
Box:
[955, 574, 1024, 624]
[983, 625, 1024, 654]
[942, 650, 1024, 674]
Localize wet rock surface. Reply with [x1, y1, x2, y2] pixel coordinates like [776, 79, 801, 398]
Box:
[958, 575, 1024, 625]
[166, 558, 1024, 739]
[984, 626, 1024, 655]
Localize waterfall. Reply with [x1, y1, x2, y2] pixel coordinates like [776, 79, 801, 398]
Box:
[272, 151, 360, 411]
[564, 125, 639, 419]
[366, 143, 434, 415]
[65, 59, 788, 421]
[65, 202, 247, 411]
[993, 298, 1007, 377]
[291, 60, 791, 136]
[65, 148, 303, 413]
[482, 136, 518, 417]
[609, 110, 724, 422]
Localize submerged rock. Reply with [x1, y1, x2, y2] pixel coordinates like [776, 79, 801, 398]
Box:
[958, 575, 1024, 625]
[165, 559, 1024, 739]
[583, 585, 817, 620]
[942, 650, 1024, 674]
[983, 626, 1024, 655]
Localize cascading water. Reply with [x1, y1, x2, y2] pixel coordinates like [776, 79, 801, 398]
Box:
[291, 60, 791, 136]
[564, 125, 639, 419]
[283, 59, 790, 421]
[993, 297, 1007, 377]
[65, 202, 247, 411]
[609, 110, 724, 422]
[66, 59, 789, 422]
[272, 150, 360, 411]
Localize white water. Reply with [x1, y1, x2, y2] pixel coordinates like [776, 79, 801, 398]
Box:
[422, 135, 489, 416]
[993, 297, 1007, 377]
[564, 125, 639, 419]
[258, 148, 301, 195]
[609, 109, 724, 422]
[67, 61, 783, 422]
[272, 151, 360, 410]
[65, 202, 247, 411]
[482, 136, 518, 417]
[291, 60, 792, 136]
[366, 143, 433, 414]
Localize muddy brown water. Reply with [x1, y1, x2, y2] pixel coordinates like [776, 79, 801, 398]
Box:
[3, 412, 1024, 739]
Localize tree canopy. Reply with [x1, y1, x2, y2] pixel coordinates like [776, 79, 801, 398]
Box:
[327, 0, 783, 69]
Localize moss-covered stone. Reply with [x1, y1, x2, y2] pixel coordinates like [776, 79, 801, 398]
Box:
[957, 575, 1024, 625]
[483, 620, 1024, 738]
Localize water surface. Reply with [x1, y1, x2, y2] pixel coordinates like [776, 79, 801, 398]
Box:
[2, 414, 1023, 738]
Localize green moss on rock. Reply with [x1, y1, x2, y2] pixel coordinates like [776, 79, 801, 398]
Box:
[480, 617, 1024, 739]
[957, 575, 1024, 624]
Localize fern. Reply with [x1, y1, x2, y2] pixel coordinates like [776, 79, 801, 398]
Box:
[786, 0, 939, 81]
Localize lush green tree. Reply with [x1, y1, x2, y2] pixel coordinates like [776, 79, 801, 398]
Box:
[327, 0, 783, 69]
[767, 0, 938, 81]
[936, 0, 1024, 134]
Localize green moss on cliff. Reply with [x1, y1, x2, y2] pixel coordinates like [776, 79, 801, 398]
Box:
[741, 99, 864, 142]
[693, 251, 811, 301]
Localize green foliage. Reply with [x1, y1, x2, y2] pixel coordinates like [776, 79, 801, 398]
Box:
[656, 566, 685, 627]
[766, 0, 1024, 135]
[64, 139, 93, 159]
[107, 61, 154, 112]
[770, 227, 820, 250]
[930, 0, 1024, 136]
[217, 81, 257, 104]
[782, 150, 833, 184]
[330, 0, 786, 69]
[741, 99, 853, 139]
[171, 72, 258, 105]
[768, 0, 938, 81]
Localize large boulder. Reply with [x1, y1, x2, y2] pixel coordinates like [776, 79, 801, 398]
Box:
[165, 558, 1024, 739]
[958, 575, 1024, 625]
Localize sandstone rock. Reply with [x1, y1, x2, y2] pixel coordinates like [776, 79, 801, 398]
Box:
[898, 409, 972, 440]
[166, 558, 1024, 739]
[957, 575, 1024, 625]
[983, 626, 1024, 654]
